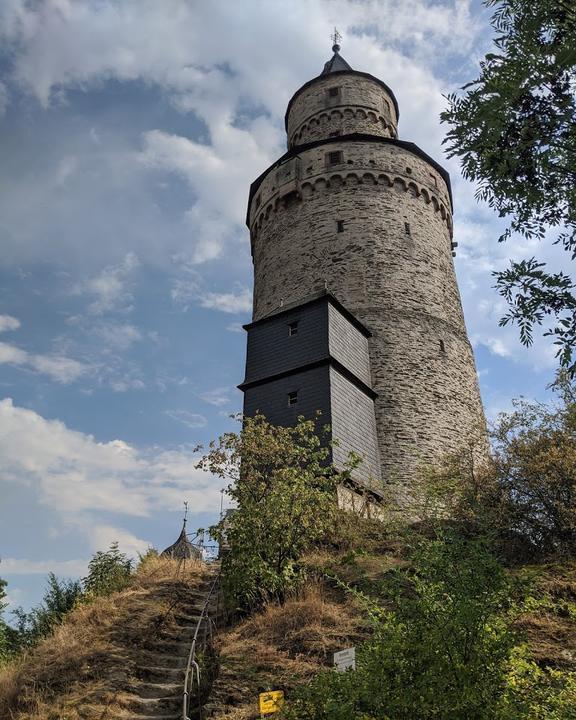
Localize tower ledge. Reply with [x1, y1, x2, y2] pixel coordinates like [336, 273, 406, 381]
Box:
[246, 132, 453, 227]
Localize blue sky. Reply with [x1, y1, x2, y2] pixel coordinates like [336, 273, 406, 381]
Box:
[0, 0, 566, 612]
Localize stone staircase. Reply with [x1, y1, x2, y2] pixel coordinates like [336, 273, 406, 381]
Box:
[118, 564, 220, 720]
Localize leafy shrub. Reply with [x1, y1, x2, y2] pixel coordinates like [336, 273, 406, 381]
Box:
[203, 414, 356, 611]
[82, 542, 133, 597]
[12, 573, 82, 650]
[283, 535, 576, 719]
[417, 377, 576, 560]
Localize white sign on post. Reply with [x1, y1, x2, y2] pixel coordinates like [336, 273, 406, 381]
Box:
[333, 647, 356, 672]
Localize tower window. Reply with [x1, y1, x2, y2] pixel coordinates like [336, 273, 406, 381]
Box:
[329, 130, 341, 137]
[328, 86, 340, 98]
[288, 391, 298, 406]
[327, 150, 343, 166]
[288, 321, 299, 336]
[404, 222, 411, 235]
[336, 220, 345, 233]
[255, 193, 261, 208]
[406, 167, 412, 174]
[430, 173, 438, 187]
[439, 339, 446, 353]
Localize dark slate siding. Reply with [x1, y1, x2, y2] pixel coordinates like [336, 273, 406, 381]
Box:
[243, 365, 332, 440]
[330, 367, 381, 485]
[327, 303, 372, 386]
[243, 302, 328, 384]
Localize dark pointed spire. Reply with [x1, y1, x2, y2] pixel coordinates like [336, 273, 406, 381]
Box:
[161, 501, 202, 560]
[322, 27, 352, 75]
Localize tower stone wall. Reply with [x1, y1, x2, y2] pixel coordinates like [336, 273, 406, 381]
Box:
[241, 52, 486, 504]
[286, 72, 398, 147]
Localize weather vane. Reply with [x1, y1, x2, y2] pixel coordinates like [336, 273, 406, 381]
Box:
[331, 27, 342, 52]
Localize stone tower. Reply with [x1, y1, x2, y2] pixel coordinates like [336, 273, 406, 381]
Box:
[239, 42, 486, 506]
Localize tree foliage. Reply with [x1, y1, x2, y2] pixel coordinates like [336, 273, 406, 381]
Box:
[283, 535, 576, 720]
[82, 542, 133, 597]
[0, 575, 10, 662]
[12, 573, 82, 650]
[203, 414, 353, 611]
[419, 374, 576, 560]
[441, 0, 576, 371]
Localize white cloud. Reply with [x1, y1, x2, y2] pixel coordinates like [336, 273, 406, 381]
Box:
[0, 399, 222, 524]
[199, 289, 252, 314]
[0, 340, 87, 383]
[164, 409, 207, 429]
[94, 322, 142, 351]
[226, 322, 244, 333]
[86, 525, 150, 557]
[79, 253, 139, 315]
[0, 557, 88, 576]
[0, 315, 21, 333]
[199, 387, 230, 407]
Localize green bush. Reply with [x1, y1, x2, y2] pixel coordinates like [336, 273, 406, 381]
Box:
[82, 542, 133, 597]
[203, 414, 356, 611]
[283, 535, 576, 719]
[12, 573, 82, 650]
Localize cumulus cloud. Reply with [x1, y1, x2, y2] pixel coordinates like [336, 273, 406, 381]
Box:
[171, 272, 252, 315]
[0, 557, 88, 576]
[198, 387, 230, 407]
[0, 340, 87, 383]
[78, 253, 140, 315]
[0, 398, 222, 520]
[0, 315, 20, 333]
[164, 409, 207, 429]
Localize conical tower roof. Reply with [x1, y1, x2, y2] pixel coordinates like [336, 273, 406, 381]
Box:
[161, 518, 202, 560]
[321, 45, 352, 75]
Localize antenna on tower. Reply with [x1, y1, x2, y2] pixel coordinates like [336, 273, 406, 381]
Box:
[331, 27, 342, 53]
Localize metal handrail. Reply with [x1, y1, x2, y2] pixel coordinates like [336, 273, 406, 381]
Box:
[182, 565, 221, 720]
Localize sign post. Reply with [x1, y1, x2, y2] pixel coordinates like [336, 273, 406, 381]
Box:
[259, 690, 285, 716]
[333, 647, 356, 672]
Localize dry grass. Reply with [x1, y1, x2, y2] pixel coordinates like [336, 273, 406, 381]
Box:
[206, 583, 364, 718]
[515, 560, 576, 669]
[0, 557, 206, 720]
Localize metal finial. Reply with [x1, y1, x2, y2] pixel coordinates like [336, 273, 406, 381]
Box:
[183, 500, 188, 526]
[331, 27, 342, 53]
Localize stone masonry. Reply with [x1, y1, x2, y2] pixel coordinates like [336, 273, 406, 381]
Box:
[241, 46, 486, 504]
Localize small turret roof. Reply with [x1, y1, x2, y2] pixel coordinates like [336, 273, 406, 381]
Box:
[161, 518, 202, 561]
[321, 46, 353, 75]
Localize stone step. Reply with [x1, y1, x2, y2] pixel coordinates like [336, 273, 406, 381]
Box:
[134, 665, 185, 683]
[123, 695, 180, 715]
[128, 680, 183, 699]
[136, 650, 188, 669]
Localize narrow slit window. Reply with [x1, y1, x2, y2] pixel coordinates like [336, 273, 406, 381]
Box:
[336, 220, 345, 233]
[255, 194, 261, 208]
[439, 339, 446, 353]
[327, 150, 343, 165]
[404, 222, 411, 235]
[288, 391, 298, 406]
[288, 321, 299, 336]
[329, 130, 341, 137]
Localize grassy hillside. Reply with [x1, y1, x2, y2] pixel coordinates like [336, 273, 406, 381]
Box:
[0, 557, 211, 719]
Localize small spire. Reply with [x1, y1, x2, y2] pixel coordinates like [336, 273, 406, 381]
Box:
[321, 29, 352, 76]
[331, 27, 342, 53]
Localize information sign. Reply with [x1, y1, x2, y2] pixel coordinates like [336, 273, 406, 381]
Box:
[259, 690, 285, 715]
[333, 646, 356, 672]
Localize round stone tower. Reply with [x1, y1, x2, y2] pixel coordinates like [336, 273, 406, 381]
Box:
[241, 44, 486, 504]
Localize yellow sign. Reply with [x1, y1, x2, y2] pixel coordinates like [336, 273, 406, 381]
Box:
[259, 690, 285, 715]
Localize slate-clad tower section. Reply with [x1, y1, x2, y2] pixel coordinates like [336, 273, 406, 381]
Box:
[241, 44, 486, 501]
